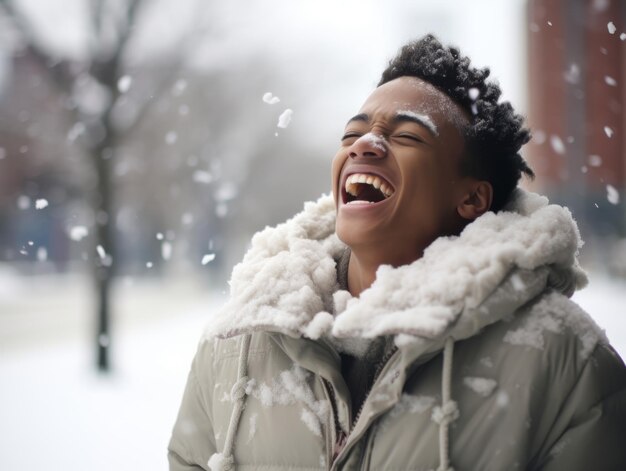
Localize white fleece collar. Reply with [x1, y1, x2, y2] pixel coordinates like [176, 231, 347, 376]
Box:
[205, 189, 587, 344]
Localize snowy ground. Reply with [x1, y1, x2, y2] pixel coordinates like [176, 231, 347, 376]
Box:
[0, 271, 624, 471]
[0, 272, 221, 471]
[571, 274, 626, 357]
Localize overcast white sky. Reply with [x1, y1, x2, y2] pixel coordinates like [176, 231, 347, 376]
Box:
[2, 0, 530, 150]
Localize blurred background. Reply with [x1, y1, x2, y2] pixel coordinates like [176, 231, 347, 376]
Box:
[0, 0, 624, 469]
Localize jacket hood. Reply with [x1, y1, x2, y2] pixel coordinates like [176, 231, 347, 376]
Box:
[206, 189, 587, 346]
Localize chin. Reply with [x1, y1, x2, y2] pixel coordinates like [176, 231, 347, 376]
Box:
[335, 217, 384, 249]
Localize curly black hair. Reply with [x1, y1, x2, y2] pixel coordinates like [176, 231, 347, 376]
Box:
[379, 34, 534, 212]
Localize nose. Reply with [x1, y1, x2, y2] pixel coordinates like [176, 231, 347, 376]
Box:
[348, 132, 387, 160]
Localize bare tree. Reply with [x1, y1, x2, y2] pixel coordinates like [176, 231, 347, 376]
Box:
[0, 0, 196, 371]
[0, 0, 335, 375]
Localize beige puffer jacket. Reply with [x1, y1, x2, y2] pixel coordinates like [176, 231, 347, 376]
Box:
[169, 190, 626, 471]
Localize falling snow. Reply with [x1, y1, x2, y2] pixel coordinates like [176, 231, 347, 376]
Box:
[549, 135, 565, 155]
[262, 92, 280, 104]
[117, 75, 132, 93]
[161, 242, 172, 260]
[604, 76, 617, 87]
[165, 131, 178, 145]
[67, 122, 85, 142]
[35, 199, 48, 210]
[592, 0, 609, 12]
[216, 203, 228, 216]
[182, 213, 194, 225]
[607, 185, 619, 205]
[156, 232, 164, 240]
[68, 226, 88, 241]
[604, 126, 613, 138]
[215, 182, 238, 202]
[202, 253, 216, 265]
[588, 155, 602, 167]
[17, 195, 31, 210]
[172, 79, 187, 96]
[621, 33, 626, 41]
[37, 247, 48, 262]
[192, 170, 213, 184]
[277, 109, 293, 128]
[468, 87, 479, 100]
[607, 22, 616, 34]
[96, 247, 112, 266]
[563, 64, 580, 84]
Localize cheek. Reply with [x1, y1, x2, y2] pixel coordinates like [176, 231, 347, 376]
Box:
[398, 162, 448, 224]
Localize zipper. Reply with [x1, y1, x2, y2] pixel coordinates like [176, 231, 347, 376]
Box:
[331, 345, 400, 470]
[320, 378, 346, 470]
[349, 345, 399, 431]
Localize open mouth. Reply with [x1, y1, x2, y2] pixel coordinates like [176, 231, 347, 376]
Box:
[342, 173, 395, 205]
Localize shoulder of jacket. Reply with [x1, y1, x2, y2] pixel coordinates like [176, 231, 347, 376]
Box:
[195, 331, 275, 364]
[499, 290, 608, 364]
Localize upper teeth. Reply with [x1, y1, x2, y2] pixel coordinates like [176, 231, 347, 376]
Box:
[345, 173, 394, 198]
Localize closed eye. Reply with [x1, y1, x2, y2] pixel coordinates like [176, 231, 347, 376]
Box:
[341, 132, 362, 143]
[392, 133, 423, 144]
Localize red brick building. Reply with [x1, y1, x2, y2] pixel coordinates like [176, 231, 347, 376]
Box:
[526, 0, 625, 244]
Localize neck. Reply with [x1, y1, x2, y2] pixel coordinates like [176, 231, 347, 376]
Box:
[347, 245, 423, 297]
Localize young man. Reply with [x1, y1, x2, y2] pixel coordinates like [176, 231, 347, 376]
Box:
[169, 35, 626, 471]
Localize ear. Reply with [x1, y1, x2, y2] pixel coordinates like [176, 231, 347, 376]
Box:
[457, 180, 493, 220]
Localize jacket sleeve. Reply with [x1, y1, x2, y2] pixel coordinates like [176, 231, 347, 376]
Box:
[535, 343, 626, 471]
[168, 341, 217, 471]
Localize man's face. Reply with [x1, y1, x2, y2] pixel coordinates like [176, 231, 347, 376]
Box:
[331, 76, 472, 261]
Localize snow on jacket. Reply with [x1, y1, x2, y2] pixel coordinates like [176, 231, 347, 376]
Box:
[168, 189, 626, 471]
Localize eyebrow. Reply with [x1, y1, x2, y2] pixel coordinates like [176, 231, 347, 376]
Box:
[393, 111, 439, 136]
[345, 111, 439, 137]
[345, 113, 369, 126]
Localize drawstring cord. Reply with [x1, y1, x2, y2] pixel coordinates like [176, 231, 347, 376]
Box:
[208, 334, 456, 470]
[208, 334, 252, 471]
[432, 337, 458, 471]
